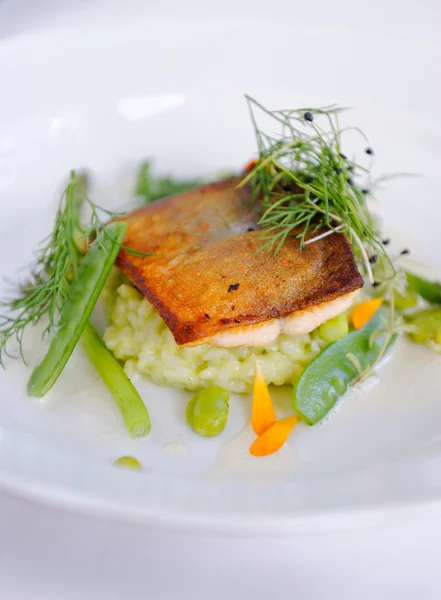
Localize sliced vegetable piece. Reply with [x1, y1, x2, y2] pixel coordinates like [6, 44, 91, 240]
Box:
[249, 416, 300, 457]
[81, 322, 150, 438]
[318, 313, 349, 342]
[352, 298, 383, 329]
[27, 221, 127, 397]
[294, 308, 396, 425]
[406, 272, 441, 305]
[252, 361, 276, 436]
[186, 386, 230, 437]
[404, 307, 441, 345]
[114, 456, 142, 470]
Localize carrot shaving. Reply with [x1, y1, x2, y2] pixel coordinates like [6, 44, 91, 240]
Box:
[250, 416, 300, 457]
[352, 298, 383, 329]
[243, 158, 258, 173]
[251, 362, 276, 436]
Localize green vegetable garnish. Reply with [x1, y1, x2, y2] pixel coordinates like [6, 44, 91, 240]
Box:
[81, 322, 150, 437]
[406, 272, 441, 305]
[28, 221, 127, 397]
[0, 171, 142, 365]
[294, 308, 396, 425]
[135, 161, 202, 204]
[404, 308, 441, 346]
[186, 386, 230, 437]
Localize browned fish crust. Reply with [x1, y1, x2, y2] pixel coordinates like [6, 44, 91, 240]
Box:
[116, 178, 364, 345]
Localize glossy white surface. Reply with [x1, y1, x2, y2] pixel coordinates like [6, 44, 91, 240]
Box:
[0, 2, 441, 595]
[0, 0, 441, 535]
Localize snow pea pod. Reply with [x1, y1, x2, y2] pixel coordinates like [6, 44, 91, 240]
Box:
[293, 307, 395, 425]
[28, 221, 127, 397]
[406, 271, 441, 305]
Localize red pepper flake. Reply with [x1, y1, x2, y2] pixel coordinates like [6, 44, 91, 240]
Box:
[228, 283, 240, 292]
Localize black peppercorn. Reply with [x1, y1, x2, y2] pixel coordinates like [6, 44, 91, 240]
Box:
[304, 112, 313, 122]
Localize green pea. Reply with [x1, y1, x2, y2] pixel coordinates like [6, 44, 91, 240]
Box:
[186, 386, 230, 437]
[318, 313, 349, 342]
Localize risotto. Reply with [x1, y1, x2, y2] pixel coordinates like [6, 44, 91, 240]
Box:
[102, 269, 328, 393]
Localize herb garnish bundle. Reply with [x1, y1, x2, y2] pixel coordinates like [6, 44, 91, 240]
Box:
[240, 95, 395, 286]
[0, 171, 145, 366]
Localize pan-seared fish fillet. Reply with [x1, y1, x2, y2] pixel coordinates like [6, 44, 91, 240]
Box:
[116, 178, 363, 347]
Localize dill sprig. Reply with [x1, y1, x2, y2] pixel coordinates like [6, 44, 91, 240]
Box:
[0, 171, 136, 366]
[240, 95, 395, 285]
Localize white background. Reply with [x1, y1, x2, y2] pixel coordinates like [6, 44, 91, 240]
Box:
[1, 1, 441, 598]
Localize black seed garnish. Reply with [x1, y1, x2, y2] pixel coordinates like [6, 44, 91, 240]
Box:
[340, 152, 347, 159]
[369, 254, 378, 264]
[335, 168, 343, 175]
[382, 238, 390, 245]
[347, 177, 354, 186]
[247, 227, 255, 232]
[365, 147, 374, 155]
[304, 175, 314, 184]
[282, 184, 291, 191]
[347, 165, 354, 172]
[228, 283, 240, 292]
[204, 313, 211, 319]
[372, 281, 381, 287]
[304, 111, 313, 122]
[400, 248, 410, 255]
[361, 188, 369, 194]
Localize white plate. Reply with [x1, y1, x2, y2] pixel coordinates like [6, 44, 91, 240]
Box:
[0, 3, 440, 535]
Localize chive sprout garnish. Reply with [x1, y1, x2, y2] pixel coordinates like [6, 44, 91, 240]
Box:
[240, 95, 396, 286]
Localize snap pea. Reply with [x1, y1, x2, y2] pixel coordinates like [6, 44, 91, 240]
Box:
[186, 386, 230, 437]
[294, 308, 396, 425]
[406, 272, 441, 305]
[404, 308, 441, 345]
[81, 322, 151, 438]
[28, 221, 127, 397]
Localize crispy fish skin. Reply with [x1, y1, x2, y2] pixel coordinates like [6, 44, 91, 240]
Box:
[116, 178, 364, 345]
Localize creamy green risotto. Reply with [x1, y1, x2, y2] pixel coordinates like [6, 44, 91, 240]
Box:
[102, 270, 327, 393]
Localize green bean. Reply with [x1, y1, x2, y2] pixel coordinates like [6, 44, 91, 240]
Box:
[186, 386, 230, 437]
[293, 307, 396, 425]
[318, 313, 349, 342]
[81, 322, 150, 438]
[28, 222, 127, 397]
[404, 308, 441, 345]
[406, 272, 441, 305]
